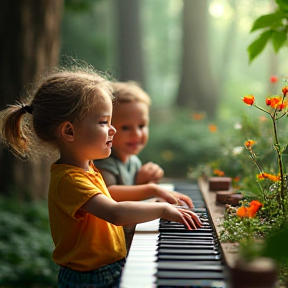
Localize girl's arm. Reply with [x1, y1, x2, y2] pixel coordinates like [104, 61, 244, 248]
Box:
[108, 183, 194, 208]
[80, 193, 201, 229]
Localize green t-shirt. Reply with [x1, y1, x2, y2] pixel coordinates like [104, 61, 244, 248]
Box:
[94, 153, 142, 185]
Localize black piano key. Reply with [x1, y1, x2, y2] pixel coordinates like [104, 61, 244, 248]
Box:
[159, 228, 214, 234]
[160, 223, 212, 229]
[160, 232, 215, 238]
[158, 254, 222, 261]
[157, 278, 226, 288]
[159, 239, 216, 245]
[158, 243, 217, 250]
[158, 248, 220, 256]
[157, 270, 224, 280]
[157, 261, 225, 271]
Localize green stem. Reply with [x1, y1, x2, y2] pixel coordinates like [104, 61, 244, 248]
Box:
[271, 114, 285, 210]
[248, 153, 263, 173]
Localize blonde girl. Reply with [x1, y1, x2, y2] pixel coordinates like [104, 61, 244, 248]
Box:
[0, 65, 202, 288]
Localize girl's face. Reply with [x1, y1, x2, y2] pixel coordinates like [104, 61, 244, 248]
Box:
[73, 92, 116, 162]
[111, 101, 149, 163]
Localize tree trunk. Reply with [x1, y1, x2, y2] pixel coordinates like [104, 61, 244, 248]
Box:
[114, 0, 145, 86]
[0, 0, 63, 199]
[176, 0, 218, 118]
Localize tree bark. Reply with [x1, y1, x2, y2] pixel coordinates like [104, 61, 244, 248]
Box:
[0, 0, 63, 199]
[176, 0, 218, 118]
[114, 0, 145, 86]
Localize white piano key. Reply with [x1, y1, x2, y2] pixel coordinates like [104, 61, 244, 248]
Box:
[158, 183, 175, 191]
[120, 222, 159, 288]
[135, 219, 160, 232]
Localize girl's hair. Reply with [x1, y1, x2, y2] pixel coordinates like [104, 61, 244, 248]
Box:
[112, 81, 151, 106]
[0, 66, 114, 160]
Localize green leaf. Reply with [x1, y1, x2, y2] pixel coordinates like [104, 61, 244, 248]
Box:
[247, 30, 274, 63]
[251, 12, 284, 32]
[262, 224, 288, 263]
[272, 29, 288, 52]
[276, 0, 288, 13]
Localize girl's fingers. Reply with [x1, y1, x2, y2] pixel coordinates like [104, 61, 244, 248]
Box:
[182, 212, 197, 230]
[181, 210, 202, 228]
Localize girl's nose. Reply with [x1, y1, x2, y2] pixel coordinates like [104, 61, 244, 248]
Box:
[132, 128, 142, 137]
[109, 125, 116, 136]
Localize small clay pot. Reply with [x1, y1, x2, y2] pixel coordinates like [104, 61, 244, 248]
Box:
[226, 193, 243, 206]
[229, 257, 278, 288]
[216, 190, 234, 204]
[208, 177, 232, 191]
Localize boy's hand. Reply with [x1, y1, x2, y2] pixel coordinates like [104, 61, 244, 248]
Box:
[170, 191, 194, 208]
[136, 162, 164, 184]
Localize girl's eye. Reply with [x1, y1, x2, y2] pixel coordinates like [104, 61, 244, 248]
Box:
[139, 124, 146, 129]
[121, 126, 129, 131]
[100, 121, 108, 125]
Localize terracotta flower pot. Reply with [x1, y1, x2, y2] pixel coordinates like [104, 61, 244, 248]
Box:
[228, 257, 278, 288]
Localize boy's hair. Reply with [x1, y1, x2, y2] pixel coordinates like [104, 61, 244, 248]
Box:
[113, 81, 151, 106]
[0, 67, 113, 160]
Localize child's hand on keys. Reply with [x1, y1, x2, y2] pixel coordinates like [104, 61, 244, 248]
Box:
[162, 204, 202, 230]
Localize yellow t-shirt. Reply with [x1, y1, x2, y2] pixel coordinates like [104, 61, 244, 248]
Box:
[48, 162, 127, 271]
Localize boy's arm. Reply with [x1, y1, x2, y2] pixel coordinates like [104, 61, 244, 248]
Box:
[98, 167, 194, 208]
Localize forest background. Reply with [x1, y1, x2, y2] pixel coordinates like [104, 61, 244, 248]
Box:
[0, 0, 288, 287]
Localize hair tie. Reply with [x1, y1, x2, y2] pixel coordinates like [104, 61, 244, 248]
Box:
[21, 104, 33, 114]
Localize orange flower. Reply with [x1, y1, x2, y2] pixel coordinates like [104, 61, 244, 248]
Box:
[233, 176, 240, 182]
[270, 75, 278, 83]
[249, 200, 262, 217]
[266, 96, 281, 108]
[244, 140, 256, 148]
[192, 113, 205, 120]
[257, 172, 280, 182]
[208, 124, 217, 132]
[242, 95, 255, 106]
[257, 172, 266, 180]
[266, 96, 288, 110]
[237, 200, 262, 218]
[237, 207, 249, 217]
[259, 116, 267, 122]
[213, 169, 225, 177]
[278, 102, 288, 110]
[282, 86, 288, 96]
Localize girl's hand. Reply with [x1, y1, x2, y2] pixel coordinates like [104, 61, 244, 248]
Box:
[162, 204, 202, 230]
[136, 162, 164, 184]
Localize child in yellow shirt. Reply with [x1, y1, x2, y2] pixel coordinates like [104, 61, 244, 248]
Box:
[0, 66, 201, 288]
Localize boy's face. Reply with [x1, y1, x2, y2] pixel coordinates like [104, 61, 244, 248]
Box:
[111, 101, 149, 162]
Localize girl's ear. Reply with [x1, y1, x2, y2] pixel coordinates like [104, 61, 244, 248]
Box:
[59, 122, 74, 141]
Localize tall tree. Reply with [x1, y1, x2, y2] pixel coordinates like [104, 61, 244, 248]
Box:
[176, 0, 218, 118]
[0, 0, 64, 199]
[114, 0, 145, 86]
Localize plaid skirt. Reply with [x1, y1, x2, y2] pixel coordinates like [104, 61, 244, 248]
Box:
[58, 259, 125, 288]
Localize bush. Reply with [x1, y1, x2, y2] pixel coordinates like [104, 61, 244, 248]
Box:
[139, 107, 245, 179]
[0, 196, 58, 288]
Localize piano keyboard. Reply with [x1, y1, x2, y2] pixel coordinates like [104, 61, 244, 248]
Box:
[120, 182, 227, 288]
